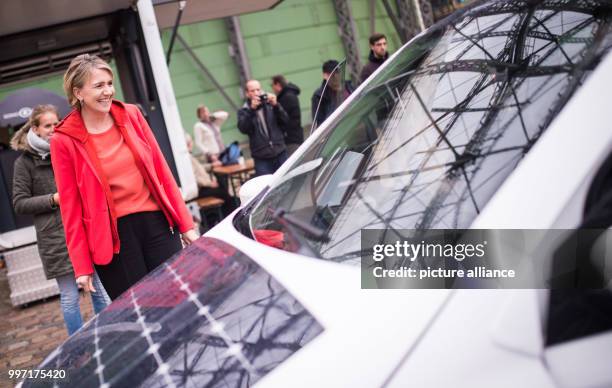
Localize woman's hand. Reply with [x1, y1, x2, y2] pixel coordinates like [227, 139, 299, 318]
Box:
[76, 275, 96, 293]
[181, 229, 199, 245]
[53, 192, 60, 205]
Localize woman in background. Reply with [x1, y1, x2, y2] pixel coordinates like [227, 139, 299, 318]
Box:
[12, 104, 110, 335]
[193, 104, 228, 163]
[185, 132, 235, 218]
[51, 54, 198, 300]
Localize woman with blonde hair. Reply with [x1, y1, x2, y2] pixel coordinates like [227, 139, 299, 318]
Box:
[193, 104, 228, 163]
[51, 54, 198, 300]
[12, 104, 110, 334]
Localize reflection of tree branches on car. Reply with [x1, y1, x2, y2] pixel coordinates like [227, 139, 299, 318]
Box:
[365, 71, 497, 172]
[408, 10, 544, 231]
[247, 2, 612, 265]
[394, 6, 606, 232]
[523, 16, 595, 62]
[532, 16, 574, 64]
[355, 82, 464, 241]
[179, 297, 311, 386]
[322, 4, 611, 263]
[380, 71, 492, 234]
[473, 0, 610, 18]
[34, 244, 323, 388]
[305, 121, 382, 246]
[321, 146, 523, 261]
[168, 272, 320, 386]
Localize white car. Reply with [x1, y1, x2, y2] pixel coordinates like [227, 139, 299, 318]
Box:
[29, 1, 612, 387]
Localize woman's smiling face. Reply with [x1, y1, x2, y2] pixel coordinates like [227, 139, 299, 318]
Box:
[33, 111, 59, 141]
[74, 67, 114, 114]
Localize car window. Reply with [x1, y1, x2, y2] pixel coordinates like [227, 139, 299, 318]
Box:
[246, 1, 612, 264]
[311, 60, 353, 132]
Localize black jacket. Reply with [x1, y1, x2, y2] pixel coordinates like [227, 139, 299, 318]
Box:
[238, 101, 289, 159]
[277, 83, 303, 144]
[311, 80, 353, 128]
[359, 50, 389, 83]
[11, 128, 73, 279]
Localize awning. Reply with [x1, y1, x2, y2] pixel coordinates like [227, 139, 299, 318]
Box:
[0, 0, 283, 37]
[153, 0, 282, 29]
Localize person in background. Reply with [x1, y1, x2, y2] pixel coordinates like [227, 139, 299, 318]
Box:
[11, 104, 110, 335]
[238, 79, 289, 176]
[51, 54, 198, 300]
[193, 105, 228, 163]
[311, 60, 352, 128]
[185, 133, 235, 217]
[359, 33, 389, 83]
[271, 75, 303, 155]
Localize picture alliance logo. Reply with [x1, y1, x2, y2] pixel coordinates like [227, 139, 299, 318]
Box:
[372, 240, 488, 262]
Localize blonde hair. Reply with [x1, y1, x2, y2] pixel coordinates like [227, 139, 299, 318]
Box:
[10, 105, 59, 150]
[63, 54, 113, 109]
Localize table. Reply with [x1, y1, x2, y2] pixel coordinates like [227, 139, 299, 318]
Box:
[212, 159, 255, 204]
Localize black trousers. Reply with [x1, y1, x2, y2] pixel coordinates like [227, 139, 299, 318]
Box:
[95, 211, 182, 300]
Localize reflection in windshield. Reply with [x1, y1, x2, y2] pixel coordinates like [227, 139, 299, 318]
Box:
[28, 238, 323, 387]
[310, 60, 354, 132]
[248, 0, 612, 263]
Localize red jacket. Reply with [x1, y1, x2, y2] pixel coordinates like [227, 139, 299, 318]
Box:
[51, 100, 193, 278]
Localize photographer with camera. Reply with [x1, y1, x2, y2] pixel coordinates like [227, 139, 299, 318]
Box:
[238, 79, 289, 176]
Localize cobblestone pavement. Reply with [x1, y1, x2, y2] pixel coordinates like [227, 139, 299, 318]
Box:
[0, 268, 94, 387]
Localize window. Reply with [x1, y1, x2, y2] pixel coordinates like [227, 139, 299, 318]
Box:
[246, 1, 612, 264]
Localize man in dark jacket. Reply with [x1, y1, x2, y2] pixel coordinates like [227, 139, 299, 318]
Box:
[311, 60, 353, 129]
[238, 79, 290, 176]
[359, 33, 389, 83]
[272, 75, 302, 155]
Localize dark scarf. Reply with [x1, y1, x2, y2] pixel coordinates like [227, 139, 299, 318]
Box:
[368, 50, 389, 64]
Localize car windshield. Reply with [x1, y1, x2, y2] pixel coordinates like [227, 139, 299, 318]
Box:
[247, 0, 612, 264]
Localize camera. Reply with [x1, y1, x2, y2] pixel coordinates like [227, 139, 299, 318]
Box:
[259, 93, 268, 104]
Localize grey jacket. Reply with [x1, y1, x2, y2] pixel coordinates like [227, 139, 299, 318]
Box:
[11, 128, 73, 279]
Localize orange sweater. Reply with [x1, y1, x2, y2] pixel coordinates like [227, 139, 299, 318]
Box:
[89, 124, 159, 217]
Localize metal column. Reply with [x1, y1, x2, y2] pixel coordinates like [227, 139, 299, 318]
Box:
[136, 0, 197, 199]
[332, 0, 362, 84]
[382, 0, 407, 42]
[418, 0, 435, 28]
[385, 0, 434, 43]
[225, 16, 252, 91]
[166, 0, 186, 65]
[176, 33, 239, 111]
[405, 0, 425, 33]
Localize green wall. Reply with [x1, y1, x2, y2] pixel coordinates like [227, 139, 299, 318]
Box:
[161, 19, 242, 141]
[162, 0, 402, 144]
[1, 0, 401, 145]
